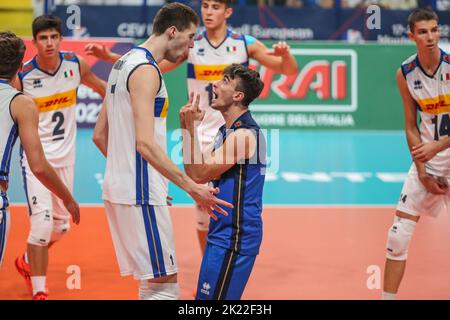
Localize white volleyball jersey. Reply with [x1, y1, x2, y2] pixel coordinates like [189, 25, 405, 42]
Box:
[0, 80, 21, 182]
[401, 49, 450, 177]
[102, 47, 169, 205]
[187, 29, 250, 147]
[19, 51, 81, 168]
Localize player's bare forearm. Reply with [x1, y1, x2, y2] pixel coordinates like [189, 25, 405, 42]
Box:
[182, 124, 206, 183]
[405, 124, 427, 175]
[137, 140, 195, 195]
[438, 136, 450, 152]
[32, 160, 74, 203]
[280, 53, 298, 76]
[93, 102, 108, 157]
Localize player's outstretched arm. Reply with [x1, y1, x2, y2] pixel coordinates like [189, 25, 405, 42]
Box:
[84, 43, 186, 74]
[181, 94, 257, 184]
[84, 43, 121, 64]
[397, 68, 447, 195]
[93, 100, 108, 157]
[10, 95, 80, 224]
[78, 55, 107, 98]
[248, 39, 298, 76]
[129, 65, 232, 218]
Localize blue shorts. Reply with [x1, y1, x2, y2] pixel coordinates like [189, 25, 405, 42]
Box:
[196, 243, 256, 300]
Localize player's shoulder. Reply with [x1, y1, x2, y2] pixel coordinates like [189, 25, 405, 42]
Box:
[229, 30, 245, 41]
[10, 93, 35, 115]
[60, 51, 79, 63]
[19, 58, 37, 79]
[442, 49, 450, 65]
[400, 53, 418, 78]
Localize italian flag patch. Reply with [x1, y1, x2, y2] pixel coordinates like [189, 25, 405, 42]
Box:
[64, 69, 74, 78]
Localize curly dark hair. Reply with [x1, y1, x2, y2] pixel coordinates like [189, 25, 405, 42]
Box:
[0, 32, 26, 80]
[223, 64, 264, 107]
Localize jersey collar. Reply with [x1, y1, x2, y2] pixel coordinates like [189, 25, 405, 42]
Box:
[31, 52, 64, 77]
[203, 28, 232, 50]
[415, 48, 444, 79]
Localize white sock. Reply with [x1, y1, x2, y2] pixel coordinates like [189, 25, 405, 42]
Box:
[138, 281, 179, 300]
[24, 252, 29, 264]
[382, 291, 397, 300]
[31, 276, 46, 295]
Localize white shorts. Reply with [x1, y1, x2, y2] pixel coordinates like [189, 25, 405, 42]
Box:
[397, 164, 450, 218]
[21, 164, 74, 220]
[104, 201, 177, 280]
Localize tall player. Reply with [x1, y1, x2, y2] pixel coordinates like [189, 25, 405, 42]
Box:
[382, 8, 450, 300]
[86, 0, 298, 254]
[0, 32, 80, 300]
[13, 15, 106, 299]
[180, 64, 266, 300]
[92, 3, 232, 300]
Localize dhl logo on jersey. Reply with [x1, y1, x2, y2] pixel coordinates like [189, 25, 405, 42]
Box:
[194, 64, 228, 81]
[33, 89, 77, 113]
[417, 94, 450, 114]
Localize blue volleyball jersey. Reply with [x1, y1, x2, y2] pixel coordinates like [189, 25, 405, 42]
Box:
[208, 111, 266, 256]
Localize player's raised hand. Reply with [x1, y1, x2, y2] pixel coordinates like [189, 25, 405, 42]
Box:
[183, 93, 205, 125]
[268, 41, 290, 57]
[190, 184, 232, 221]
[84, 43, 113, 62]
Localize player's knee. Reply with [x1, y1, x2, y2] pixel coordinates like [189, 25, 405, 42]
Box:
[386, 216, 417, 260]
[195, 204, 210, 231]
[28, 210, 53, 246]
[50, 219, 70, 243]
[138, 280, 179, 300]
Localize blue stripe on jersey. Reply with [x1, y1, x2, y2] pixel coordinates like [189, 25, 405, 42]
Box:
[0, 125, 18, 181]
[141, 205, 167, 278]
[187, 63, 195, 79]
[154, 97, 166, 117]
[149, 206, 166, 276]
[142, 157, 149, 203]
[19, 147, 32, 215]
[1, 191, 9, 209]
[0, 80, 8, 84]
[136, 151, 150, 205]
[136, 151, 143, 204]
[0, 209, 7, 265]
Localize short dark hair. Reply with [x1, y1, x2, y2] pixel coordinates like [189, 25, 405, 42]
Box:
[408, 8, 439, 32]
[32, 15, 62, 39]
[202, 0, 233, 8]
[223, 64, 264, 107]
[152, 3, 199, 36]
[0, 32, 26, 80]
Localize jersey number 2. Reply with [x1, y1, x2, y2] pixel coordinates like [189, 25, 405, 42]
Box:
[432, 114, 450, 140]
[52, 111, 65, 141]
